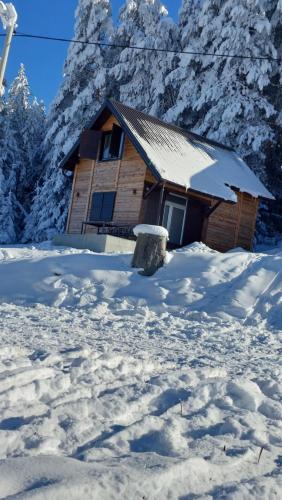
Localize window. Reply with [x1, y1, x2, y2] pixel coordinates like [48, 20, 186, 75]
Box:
[90, 192, 116, 222]
[100, 125, 124, 161]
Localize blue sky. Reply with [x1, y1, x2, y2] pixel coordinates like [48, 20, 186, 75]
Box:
[1, 0, 180, 107]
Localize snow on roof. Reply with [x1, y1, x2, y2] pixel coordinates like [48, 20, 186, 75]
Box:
[111, 100, 274, 202]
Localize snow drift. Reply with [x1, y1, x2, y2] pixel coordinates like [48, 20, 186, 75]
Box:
[0, 242, 281, 499]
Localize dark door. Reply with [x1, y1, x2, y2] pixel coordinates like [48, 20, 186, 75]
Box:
[142, 185, 162, 225]
[183, 198, 206, 246]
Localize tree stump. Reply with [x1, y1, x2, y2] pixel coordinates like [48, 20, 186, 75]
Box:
[132, 232, 167, 276]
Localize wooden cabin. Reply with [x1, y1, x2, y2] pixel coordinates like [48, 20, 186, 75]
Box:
[60, 100, 273, 252]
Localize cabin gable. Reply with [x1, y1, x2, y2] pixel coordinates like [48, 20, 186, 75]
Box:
[67, 114, 147, 235]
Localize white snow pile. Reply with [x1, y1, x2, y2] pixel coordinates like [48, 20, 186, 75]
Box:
[0, 242, 281, 499]
[133, 224, 169, 238]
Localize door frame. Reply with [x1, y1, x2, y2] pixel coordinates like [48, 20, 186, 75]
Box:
[163, 193, 187, 246]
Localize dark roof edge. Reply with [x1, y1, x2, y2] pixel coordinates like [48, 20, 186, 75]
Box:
[106, 100, 162, 183]
[59, 100, 163, 183]
[110, 99, 235, 153]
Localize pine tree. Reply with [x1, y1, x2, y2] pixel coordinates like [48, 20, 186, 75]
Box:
[0, 102, 17, 243]
[195, 0, 276, 182]
[167, 0, 276, 184]
[164, 0, 203, 126]
[7, 65, 45, 210]
[258, 0, 282, 234]
[24, 0, 114, 242]
[113, 0, 178, 116]
[0, 65, 45, 243]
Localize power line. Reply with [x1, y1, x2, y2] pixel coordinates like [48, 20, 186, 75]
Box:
[0, 30, 280, 63]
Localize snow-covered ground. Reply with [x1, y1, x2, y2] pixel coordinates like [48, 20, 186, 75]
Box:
[0, 242, 281, 499]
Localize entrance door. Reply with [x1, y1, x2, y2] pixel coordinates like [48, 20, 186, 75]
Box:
[182, 198, 207, 246]
[162, 195, 187, 245]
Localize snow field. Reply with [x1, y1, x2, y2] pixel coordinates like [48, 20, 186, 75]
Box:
[0, 242, 281, 498]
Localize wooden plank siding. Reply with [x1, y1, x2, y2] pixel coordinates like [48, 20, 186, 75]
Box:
[237, 193, 259, 249]
[205, 200, 240, 252]
[67, 116, 147, 235]
[67, 159, 93, 234]
[206, 193, 259, 252]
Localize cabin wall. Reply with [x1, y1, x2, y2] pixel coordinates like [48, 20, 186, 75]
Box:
[67, 159, 94, 234]
[67, 116, 147, 234]
[237, 193, 260, 249]
[142, 170, 259, 252]
[206, 192, 259, 252]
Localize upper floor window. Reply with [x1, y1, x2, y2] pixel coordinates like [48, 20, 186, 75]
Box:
[100, 125, 124, 161]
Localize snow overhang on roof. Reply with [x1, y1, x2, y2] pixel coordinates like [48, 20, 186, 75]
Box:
[60, 99, 274, 202]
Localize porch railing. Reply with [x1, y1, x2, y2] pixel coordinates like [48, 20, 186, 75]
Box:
[81, 221, 135, 239]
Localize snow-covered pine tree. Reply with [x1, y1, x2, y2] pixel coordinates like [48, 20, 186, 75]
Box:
[25, 97, 46, 191]
[24, 0, 114, 242]
[260, 0, 282, 233]
[112, 0, 179, 116]
[194, 0, 276, 182]
[164, 0, 203, 126]
[0, 181, 16, 244]
[166, 0, 276, 185]
[0, 101, 17, 243]
[256, 1, 282, 237]
[2, 65, 46, 241]
[7, 65, 45, 211]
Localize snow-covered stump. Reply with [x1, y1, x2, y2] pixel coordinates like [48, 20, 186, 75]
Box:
[132, 225, 168, 276]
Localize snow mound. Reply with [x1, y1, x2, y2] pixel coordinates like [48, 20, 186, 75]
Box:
[0, 243, 281, 498]
[0, 243, 280, 327]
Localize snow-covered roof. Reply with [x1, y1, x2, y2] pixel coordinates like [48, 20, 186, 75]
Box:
[61, 99, 274, 202]
[110, 101, 273, 202]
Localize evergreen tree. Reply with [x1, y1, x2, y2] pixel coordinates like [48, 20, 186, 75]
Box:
[196, 1, 276, 181]
[258, 0, 282, 234]
[166, 0, 276, 182]
[0, 65, 45, 243]
[112, 0, 178, 116]
[0, 102, 17, 243]
[24, 0, 114, 242]
[7, 65, 45, 211]
[164, 0, 203, 126]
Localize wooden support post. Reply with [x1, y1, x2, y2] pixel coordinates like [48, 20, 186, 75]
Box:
[157, 183, 165, 225]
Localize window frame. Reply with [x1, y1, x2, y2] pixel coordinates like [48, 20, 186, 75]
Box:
[99, 129, 125, 162]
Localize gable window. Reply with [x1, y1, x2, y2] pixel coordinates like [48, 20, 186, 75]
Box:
[90, 191, 116, 222]
[100, 124, 124, 161]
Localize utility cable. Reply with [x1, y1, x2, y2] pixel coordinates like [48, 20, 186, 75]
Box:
[0, 31, 280, 63]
